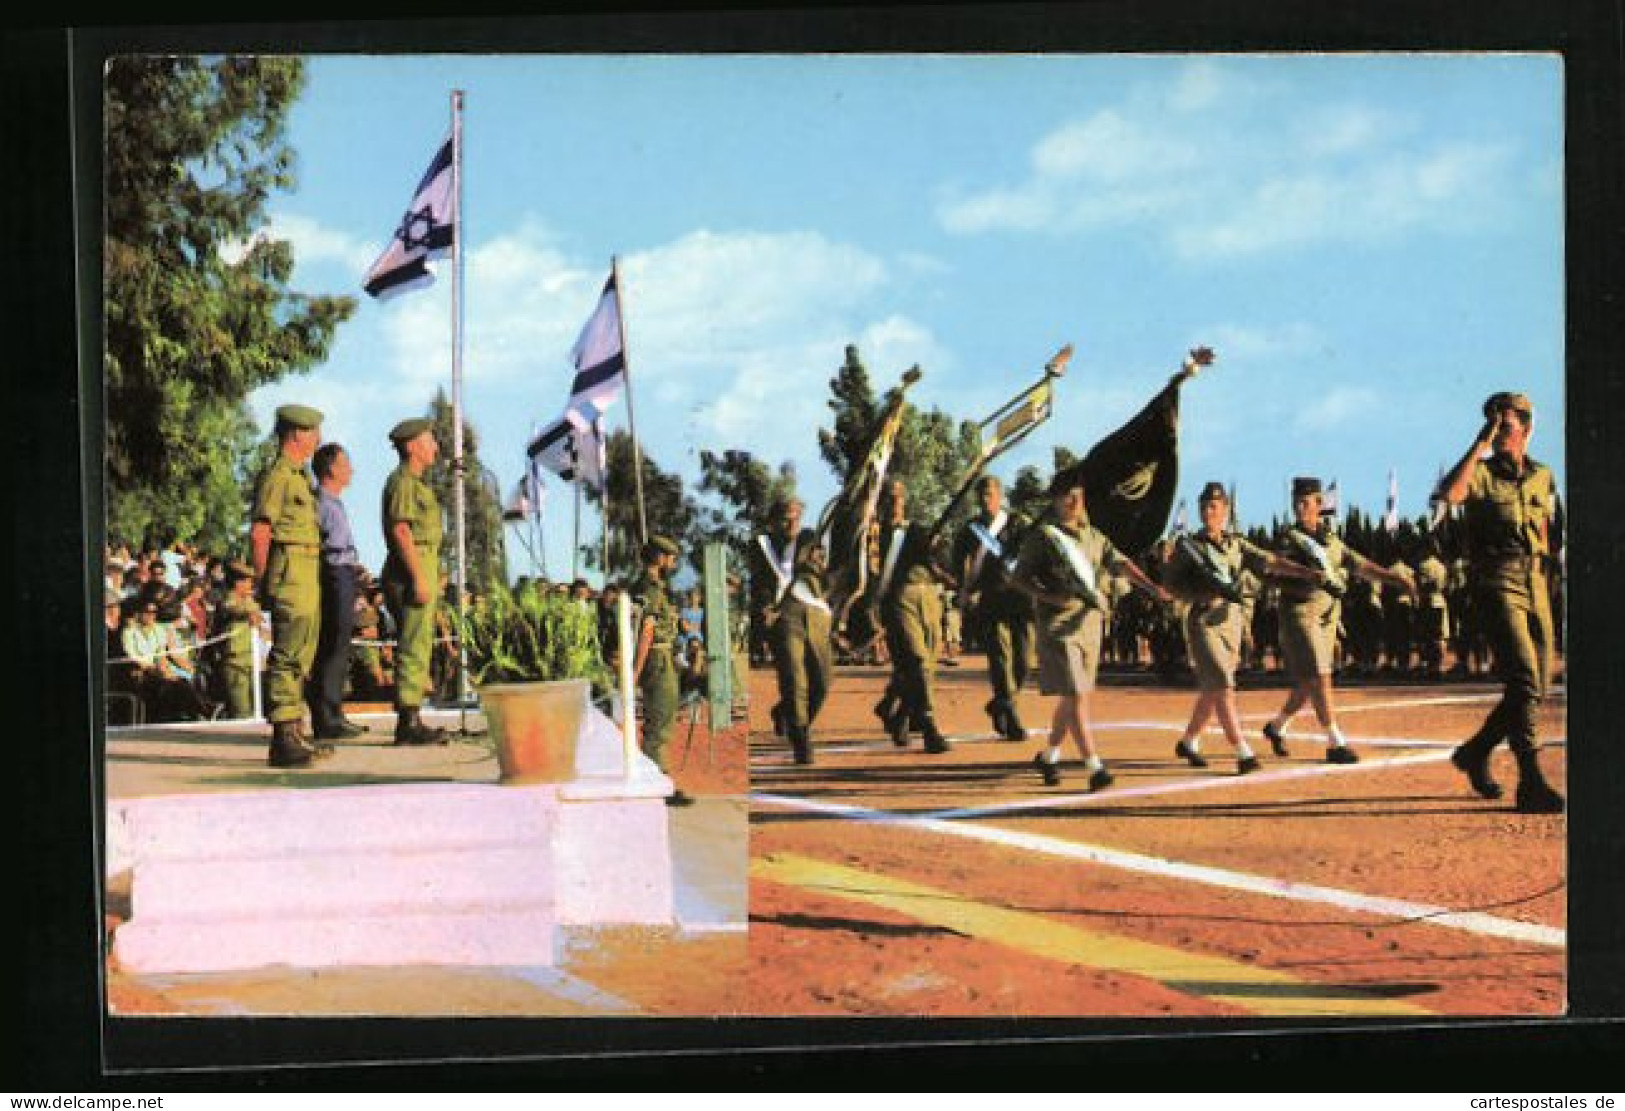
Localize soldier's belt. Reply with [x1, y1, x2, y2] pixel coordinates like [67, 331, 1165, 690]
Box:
[275, 541, 321, 551]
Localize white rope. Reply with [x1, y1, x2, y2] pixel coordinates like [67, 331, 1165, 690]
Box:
[105, 626, 242, 665]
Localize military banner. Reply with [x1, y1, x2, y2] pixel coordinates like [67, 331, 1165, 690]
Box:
[1051, 346, 1214, 557]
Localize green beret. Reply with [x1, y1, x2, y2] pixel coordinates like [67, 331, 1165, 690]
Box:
[1198, 481, 1229, 504]
[389, 417, 434, 445]
[274, 404, 324, 430]
[1291, 476, 1322, 499]
[642, 536, 681, 562]
[1483, 392, 1533, 420]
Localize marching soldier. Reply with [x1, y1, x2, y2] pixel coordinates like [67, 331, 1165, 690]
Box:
[250, 404, 329, 768]
[1163, 482, 1322, 774]
[1437, 392, 1564, 813]
[750, 498, 833, 765]
[871, 479, 951, 754]
[1416, 538, 1451, 679]
[1259, 477, 1419, 765]
[950, 475, 1035, 741]
[1011, 473, 1169, 789]
[381, 418, 448, 746]
[632, 536, 694, 805]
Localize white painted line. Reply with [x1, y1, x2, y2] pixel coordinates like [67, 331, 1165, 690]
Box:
[750, 789, 1566, 949]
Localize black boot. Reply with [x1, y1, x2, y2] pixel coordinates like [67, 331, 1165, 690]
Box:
[770, 702, 787, 737]
[921, 716, 950, 755]
[1002, 702, 1028, 742]
[985, 698, 1010, 737]
[394, 706, 448, 746]
[1262, 722, 1289, 758]
[788, 723, 814, 766]
[1451, 742, 1504, 800]
[268, 721, 314, 768]
[888, 709, 911, 748]
[1513, 749, 1565, 814]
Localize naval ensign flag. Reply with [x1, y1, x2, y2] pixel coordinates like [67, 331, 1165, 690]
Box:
[363, 137, 456, 299]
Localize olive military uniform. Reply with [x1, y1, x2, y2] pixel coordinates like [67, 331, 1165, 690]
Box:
[876, 522, 947, 750]
[214, 583, 263, 720]
[1011, 520, 1127, 695]
[1165, 532, 1273, 691]
[1274, 525, 1382, 680]
[253, 449, 323, 724]
[752, 527, 833, 740]
[633, 557, 682, 773]
[952, 509, 1034, 732]
[1458, 450, 1559, 785]
[381, 459, 443, 711]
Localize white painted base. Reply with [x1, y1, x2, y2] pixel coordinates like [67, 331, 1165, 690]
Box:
[109, 709, 677, 974]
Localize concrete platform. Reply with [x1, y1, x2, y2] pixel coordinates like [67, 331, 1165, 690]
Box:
[105, 708, 745, 998]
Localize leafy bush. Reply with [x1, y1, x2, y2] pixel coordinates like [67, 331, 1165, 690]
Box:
[457, 583, 613, 694]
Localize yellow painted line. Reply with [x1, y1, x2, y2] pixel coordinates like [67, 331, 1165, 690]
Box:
[753, 852, 1433, 1017]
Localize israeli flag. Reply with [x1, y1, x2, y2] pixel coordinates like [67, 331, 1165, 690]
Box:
[363, 137, 455, 299]
[528, 408, 606, 493]
[1383, 468, 1399, 533]
[567, 271, 627, 414]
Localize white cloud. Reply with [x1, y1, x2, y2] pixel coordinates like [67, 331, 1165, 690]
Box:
[1295, 385, 1380, 432]
[1203, 322, 1324, 364]
[224, 211, 379, 275]
[938, 67, 1526, 262]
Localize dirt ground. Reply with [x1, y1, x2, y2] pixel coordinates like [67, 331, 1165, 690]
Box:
[744, 659, 1566, 1017]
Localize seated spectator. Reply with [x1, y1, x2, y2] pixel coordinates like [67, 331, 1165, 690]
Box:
[121, 597, 213, 721]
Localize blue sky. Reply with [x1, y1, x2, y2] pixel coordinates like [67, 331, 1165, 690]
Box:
[245, 53, 1564, 581]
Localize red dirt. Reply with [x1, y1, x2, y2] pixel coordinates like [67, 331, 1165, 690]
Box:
[744, 660, 1566, 1017]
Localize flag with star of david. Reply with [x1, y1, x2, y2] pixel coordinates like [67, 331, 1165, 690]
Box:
[363, 136, 455, 299]
[528, 407, 606, 494]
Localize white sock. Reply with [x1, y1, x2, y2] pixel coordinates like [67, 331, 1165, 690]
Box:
[1328, 724, 1348, 748]
[1268, 717, 1288, 735]
[1084, 755, 1104, 773]
[1044, 744, 1062, 764]
[1235, 740, 1256, 760]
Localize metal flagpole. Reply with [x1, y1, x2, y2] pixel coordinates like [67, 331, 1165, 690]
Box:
[612, 256, 649, 549]
[450, 90, 473, 717]
[572, 478, 581, 582]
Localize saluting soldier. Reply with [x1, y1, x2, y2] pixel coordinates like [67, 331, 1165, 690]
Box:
[1437, 392, 1564, 813]
[950, 475, 1035, 741]
[1011, 473, 1169, 789]
[750, 498, 832, 765]
[632, 536, 694, 805]
[251, 404, 329, 767]
[872, 479, 951, 754]
[1259, 477, 1419, 765]
[381, 417, 448, 746]
[1163, 482, 1321, 774]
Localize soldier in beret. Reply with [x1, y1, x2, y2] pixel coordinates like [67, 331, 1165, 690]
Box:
[1437, 392, 1564, 813]
[1011, 472, 1169, 789]
[750, 497, 833, 765]
[1163, 482, 1322, 774]
[1259, 476, 1418, 765]
[633, 535, 694, 805]
[381, 417, 449, 746]
[250, 404, 329, 767]
[951, 474, 1037, 742]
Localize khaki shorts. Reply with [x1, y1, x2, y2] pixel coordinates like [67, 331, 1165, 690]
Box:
[1035, 611, 1104, 695]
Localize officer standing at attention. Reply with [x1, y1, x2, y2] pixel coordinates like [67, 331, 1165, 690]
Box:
[305, 442, 367, 742]
[872, 479, 951, 755]
[951, 474, 1035, 742]
[251, 404, 329, 768]
[381, 418, 448, 747]
[1437, 392, 1565, 814]
[751, 498, 833, 766]
[633, 536, 694, 806]
[214, 560, 265, 722]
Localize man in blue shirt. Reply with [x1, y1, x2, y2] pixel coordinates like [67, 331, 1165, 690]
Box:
[305, 442, 367, 741]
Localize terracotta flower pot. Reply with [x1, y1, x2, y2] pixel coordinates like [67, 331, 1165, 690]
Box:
[479, 678, 591, 784]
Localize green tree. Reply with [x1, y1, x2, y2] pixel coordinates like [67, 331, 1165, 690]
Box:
[105, 56, 355, 554]
[694, 449, 798, 572]
[815, 343, 980, 532]
[425, 389, 508, 595]
[585, 429, 699, 581]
